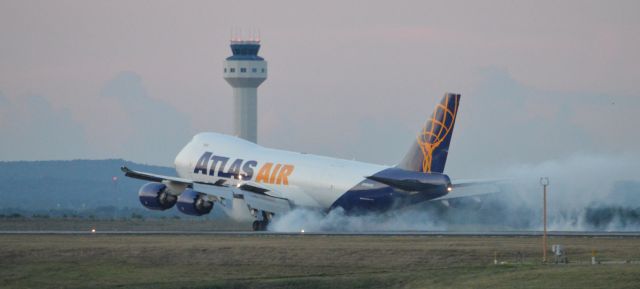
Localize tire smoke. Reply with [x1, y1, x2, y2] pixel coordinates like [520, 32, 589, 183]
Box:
[269, 154, 640, 232]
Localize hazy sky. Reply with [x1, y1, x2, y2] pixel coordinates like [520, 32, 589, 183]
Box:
[0, 0, 638, 178]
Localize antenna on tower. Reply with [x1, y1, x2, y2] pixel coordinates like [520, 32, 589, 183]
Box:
[229, 27, 263, 44]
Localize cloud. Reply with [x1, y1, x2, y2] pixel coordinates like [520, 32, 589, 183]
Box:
[0, 92, 90, 160]
[446, 67, 638, 178]
[101, 72, 149, 102]
[88, 71, 194, 164]
[0, 72, 194, 165]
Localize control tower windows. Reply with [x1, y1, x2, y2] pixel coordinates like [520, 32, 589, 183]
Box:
[240, 68, 247, 73]
[261, 68, 266, 73]
[230, 68, 236, 73]
[252, 68, 257, 73]
[224, 68, 227, 73]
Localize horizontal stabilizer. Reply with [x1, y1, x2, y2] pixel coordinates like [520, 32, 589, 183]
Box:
[366, 175, 448, 192]
[432, 179, 505, 201]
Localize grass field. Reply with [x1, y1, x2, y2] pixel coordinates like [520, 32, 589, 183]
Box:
[0, 217, 251, 231]
[1, 233, 639, 289]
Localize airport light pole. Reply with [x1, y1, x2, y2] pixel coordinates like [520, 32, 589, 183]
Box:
[112, 176, 119, 219]
[540, 177, 549, 263]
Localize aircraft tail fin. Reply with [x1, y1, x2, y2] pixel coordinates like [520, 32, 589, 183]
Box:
[397, 93, 461, 173]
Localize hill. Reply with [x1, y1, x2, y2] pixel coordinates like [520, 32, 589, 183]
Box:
[0, 159, 171, 210]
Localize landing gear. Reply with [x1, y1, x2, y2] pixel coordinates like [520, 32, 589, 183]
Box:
[252, 220, 269, 231]
[251, 211, 272, 231]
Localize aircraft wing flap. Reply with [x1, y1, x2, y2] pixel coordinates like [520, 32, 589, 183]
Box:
[242, 190, 292, 214]
[192, 182, 234, 200]
[238, 183, 270, 194]
[194, 181, 291, 214]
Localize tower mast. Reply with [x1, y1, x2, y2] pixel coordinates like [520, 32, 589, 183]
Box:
[223, 37, 267, 143]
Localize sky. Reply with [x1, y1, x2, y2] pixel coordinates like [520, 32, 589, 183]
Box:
[0, 0, 639, 178]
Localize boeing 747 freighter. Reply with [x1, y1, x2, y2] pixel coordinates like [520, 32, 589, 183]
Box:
[123, 93, 493, 230]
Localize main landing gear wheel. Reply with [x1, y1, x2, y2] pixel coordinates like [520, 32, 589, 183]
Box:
[252, 220, 269, 231]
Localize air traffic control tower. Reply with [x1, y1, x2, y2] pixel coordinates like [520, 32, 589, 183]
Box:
[223, 39, 267, 143]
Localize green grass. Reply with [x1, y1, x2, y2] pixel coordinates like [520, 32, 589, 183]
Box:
[0, 217, 251, 231]
[1, 234, 639, 288]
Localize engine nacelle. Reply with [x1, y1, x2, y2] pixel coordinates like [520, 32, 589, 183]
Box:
[138, 182, 177, 211]
[177, 189, 214, 216]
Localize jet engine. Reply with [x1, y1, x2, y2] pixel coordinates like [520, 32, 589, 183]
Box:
[138, 182, 177, 210]
[177, 189, 214, 216]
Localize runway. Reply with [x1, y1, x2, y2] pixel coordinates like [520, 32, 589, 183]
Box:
[1, 230, 639, 237]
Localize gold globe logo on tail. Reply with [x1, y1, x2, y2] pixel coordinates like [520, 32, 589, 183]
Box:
[417, 94, 459, 173]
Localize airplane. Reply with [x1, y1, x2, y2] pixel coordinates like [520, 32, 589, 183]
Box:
[122, 93, 493, 231]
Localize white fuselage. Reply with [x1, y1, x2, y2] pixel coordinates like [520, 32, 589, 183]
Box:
[174, 133, 389, 210]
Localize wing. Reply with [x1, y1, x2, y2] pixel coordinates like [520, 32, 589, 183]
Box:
[121, 166, 292, 214]
[121, 166, 193, 185]
[431, 179, 505, 201]
[193, 181, 291, 214]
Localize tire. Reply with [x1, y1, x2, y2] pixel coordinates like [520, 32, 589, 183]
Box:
[252, 220, 262, 231]
[260, 220, 269, 231]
